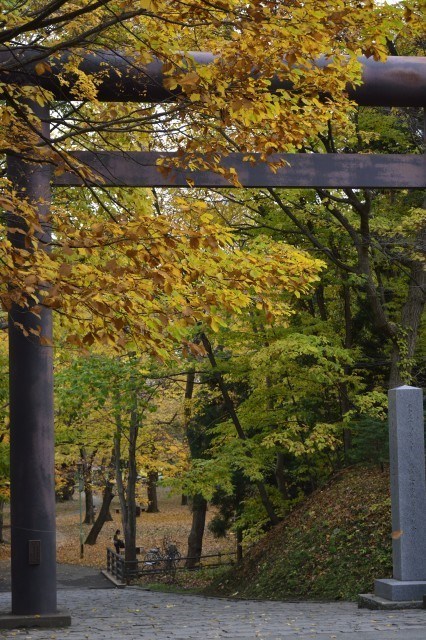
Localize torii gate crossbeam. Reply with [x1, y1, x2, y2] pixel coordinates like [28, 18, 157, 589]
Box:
[0, 50, 425, 107]
[56, 151, 425, 189]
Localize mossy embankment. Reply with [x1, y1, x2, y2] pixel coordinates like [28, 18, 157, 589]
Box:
[205, 466, 392, 601]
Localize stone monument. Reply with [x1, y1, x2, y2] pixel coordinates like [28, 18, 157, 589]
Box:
[360, 385, 426, 608]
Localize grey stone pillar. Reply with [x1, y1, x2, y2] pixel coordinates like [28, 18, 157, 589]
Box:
[374, 385, 426, 603]
[389, 386, 426, 580]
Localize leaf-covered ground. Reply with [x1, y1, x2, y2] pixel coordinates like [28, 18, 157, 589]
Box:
[0, 486, 234, 569]
[204, 465, 392, 601]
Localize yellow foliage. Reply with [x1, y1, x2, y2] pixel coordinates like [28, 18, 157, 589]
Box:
[0, 1, 419, 354]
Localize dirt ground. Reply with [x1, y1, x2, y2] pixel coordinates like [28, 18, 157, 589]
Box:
[0, 486, 234, 570]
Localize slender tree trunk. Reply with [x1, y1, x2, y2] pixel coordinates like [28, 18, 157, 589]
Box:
[85, 481, 114, 545]
[114, 425, 127, 534]
[200, 333, 281, 526]
[181, 494, 188, 506]
[84, 487, 95, 524]
[112, 386, 141, 584]
[186, 493, 207, 568]
[183, 368, 206, 562]
[341, 278, 353, 455]
[315, 283, 328, 321]
[236, 528, 243, 562]
[275, 452, 289, 499]
[124, 407, 138, 562]
[81, 448, 95, 524]
[146, 471, 159, 513]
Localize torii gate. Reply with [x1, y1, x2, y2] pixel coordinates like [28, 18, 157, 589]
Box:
[1, 50, 425, 627]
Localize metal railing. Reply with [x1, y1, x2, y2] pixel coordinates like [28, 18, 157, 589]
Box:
[106, 547, 236, 584]
[106, 548, 127, 583]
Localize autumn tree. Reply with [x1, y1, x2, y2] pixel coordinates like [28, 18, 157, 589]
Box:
[55, 352, 116, 522]
[0, 0, 423, 569]
[207, 104, 425, 391]
[1, 1, 422, 353]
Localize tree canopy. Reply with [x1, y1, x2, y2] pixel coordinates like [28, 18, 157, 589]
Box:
[1, 0, 422, 352]
[0, 0, 424, 559]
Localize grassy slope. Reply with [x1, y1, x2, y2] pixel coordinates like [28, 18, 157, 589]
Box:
[205, 465, 392, 601]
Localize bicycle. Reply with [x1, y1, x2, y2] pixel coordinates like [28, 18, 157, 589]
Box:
[143, 547, 163, 570]
[143, 543, 181, 572]
[163, 543, 181, 571]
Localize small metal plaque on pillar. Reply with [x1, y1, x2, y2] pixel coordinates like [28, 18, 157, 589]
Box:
[28, 540, 41, 565]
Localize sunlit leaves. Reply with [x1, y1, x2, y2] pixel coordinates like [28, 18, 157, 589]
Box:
[1, 172, 323, 355]
[0, 1, 421, 358]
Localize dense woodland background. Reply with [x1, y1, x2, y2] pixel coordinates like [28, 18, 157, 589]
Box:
[0, 0, 424, 597]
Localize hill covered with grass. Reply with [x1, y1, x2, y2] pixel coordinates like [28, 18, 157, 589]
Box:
[205, 465, 392, 601]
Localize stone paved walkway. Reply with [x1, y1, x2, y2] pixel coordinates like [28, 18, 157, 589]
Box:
[0, 562, 114, 592]
[0, 586, 425, 640]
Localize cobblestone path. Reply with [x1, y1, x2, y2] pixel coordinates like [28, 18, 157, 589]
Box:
[0, 586, 425, 640]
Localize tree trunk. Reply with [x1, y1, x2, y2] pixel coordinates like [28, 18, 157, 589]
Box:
[81, 448, 95, 524]
[236, 527, 243, 562]
[183, 368, 207, 567]
[185, 493, 207, 568]
[181, 494, 188, 506]
[123, 407, 138, 562]
[114, 426, 127, 536]
[315, 283, 328, 321]
[275, 452, 289, 499]
[84, 486, 95, 524]
[341, 278, 353, 456]
[112, 384, 141, 582]
[146, 471, 159, 513]
[85, 481, 114, 545]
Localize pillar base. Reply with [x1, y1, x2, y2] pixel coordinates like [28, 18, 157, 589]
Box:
[358, 593, 424, 609]
[374, 578, 426, 601]
[0, 610, 71, 629]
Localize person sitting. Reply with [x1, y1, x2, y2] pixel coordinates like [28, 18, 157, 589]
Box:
[113, 529, 125, 553]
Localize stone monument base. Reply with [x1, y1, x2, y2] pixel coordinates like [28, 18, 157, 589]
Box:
[375, 578, 426, 601]
[358, 593, 424, 610]
[359, 578, 426, 609]
[0, 610, 71, 629]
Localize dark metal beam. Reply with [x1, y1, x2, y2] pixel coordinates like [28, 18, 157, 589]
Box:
[0, 49, 425, 107]
[54, 151, 426, 189]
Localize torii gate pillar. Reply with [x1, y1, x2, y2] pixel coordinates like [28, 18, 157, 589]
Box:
[2, 104, 70, 628]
